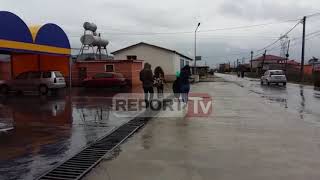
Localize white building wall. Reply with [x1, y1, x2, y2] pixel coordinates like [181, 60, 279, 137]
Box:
[173, 54, 180, 74]
[113, 44, 192, 81]
[173, 54, 192, 72]
[113, 44, 175, 75]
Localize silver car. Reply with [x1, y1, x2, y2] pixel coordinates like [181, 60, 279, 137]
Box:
[0, 71, 66, 95]
[261, 70, 287, 86]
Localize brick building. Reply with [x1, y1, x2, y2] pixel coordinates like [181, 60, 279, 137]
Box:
[0, 59, 143, 87]
[71, 59, 143, 86]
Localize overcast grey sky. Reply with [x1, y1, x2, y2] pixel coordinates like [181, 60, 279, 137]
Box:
[1, 0, 320, 66]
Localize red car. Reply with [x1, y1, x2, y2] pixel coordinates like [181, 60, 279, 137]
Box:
[82, 72, 128, 88]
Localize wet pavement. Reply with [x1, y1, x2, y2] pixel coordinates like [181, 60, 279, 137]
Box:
[215, 73, 320, 125]
[85, 76, 320, 180]
[0, 87, 142, 180]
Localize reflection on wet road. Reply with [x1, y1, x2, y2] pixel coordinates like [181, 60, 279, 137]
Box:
[216, 73, 320, 125]
[0, 89, 132, 180]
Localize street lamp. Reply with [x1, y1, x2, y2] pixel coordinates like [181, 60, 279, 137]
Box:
[194, 22, 200, 74]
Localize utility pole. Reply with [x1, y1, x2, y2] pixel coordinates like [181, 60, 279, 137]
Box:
[194, 22, 201, 75]
[250, 51, 253, 72]
[285, 40, 291, 75]
[237, 59, 239, 75]
[300, 16, 306, 82]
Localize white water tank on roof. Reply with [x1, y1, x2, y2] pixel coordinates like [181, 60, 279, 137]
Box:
[83, 22, 97, 32]
[80, 34, 109, 47]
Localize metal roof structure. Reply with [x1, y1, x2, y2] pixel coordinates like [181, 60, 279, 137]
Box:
[0, 11, 70, 56]
[112, 42, 193, 61]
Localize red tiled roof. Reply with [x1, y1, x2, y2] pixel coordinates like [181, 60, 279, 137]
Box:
[251, 54, 300, 65]
[284, 60, 300, 65]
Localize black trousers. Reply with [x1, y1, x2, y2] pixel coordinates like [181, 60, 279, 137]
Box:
[143, 86, 154, 103]
[156, 85, 164, 97]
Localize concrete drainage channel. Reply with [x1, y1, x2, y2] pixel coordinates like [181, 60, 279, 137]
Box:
[37, 110, 157, 180]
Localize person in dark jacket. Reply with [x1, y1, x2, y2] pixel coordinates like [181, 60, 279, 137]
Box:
[172, 71, 181, 99]
[180, 65, 191, 103]
[140, 63, 154, 106]
[154, 66, 165, 98]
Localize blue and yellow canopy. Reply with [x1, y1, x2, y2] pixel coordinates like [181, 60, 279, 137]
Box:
[0, 11, 70, 56]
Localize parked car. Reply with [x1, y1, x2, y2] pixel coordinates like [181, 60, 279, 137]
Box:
[82, 72, 128, 88]
[0, 71, 66, 95]
[261, 70, 287, 86]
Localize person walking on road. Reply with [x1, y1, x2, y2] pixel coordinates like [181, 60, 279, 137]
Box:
[154, 66, 165, 98]
[140, 63, 154, 107]
[180, 65, 191, 103]
[172, 71, 181, 100]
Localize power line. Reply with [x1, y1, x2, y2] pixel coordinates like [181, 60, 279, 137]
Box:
[255, 20, 301, 52]
[306, 12, 320, 18]
[207, 28, 320, 63]
[68, 35, 281, 41]
[231, 16, 320, 62]
[233, 29, 320, 62]
[283, 21, 302, 36]
[207, 14, 320, 63]
[66, 19, 300, 37]
[190, 23, 319, 61]
[198, 19, 300, 33]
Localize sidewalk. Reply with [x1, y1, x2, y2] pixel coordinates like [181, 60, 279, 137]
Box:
[84, 80, 320, 180]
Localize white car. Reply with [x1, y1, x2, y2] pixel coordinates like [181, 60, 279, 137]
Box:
[261, 70, 287, 86]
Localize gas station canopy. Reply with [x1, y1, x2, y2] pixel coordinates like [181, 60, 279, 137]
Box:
[0, 11, 70, 56]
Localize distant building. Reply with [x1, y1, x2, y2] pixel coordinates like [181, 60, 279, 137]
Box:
[218, 63, 230, 73]
[190, 65, 209, 77]
[250, 54, 302, 71]
[112, 42, 193, 81]
[251, 55, 287, 70]
[249, 54, 316, 77]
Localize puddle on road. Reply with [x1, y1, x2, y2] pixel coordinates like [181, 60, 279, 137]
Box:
[250, 83, 320, 125]
[0, 94, 130, 180]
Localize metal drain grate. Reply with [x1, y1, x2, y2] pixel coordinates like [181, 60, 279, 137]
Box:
[37, 114, 153, 180]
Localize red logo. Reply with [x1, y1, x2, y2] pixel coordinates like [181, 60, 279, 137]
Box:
[187, 93, 213, 117]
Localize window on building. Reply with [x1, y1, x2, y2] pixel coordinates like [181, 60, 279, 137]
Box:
[127, 55, 137, 60]
[105, 64, 114, 72]
[186, 61, 189, 66]
[180, 59, 185, 70]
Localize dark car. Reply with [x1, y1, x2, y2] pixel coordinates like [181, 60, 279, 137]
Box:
[82, 72, 128, 88]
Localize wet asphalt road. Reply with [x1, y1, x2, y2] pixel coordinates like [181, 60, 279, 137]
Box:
[2, 78, 320, 180]
[215, 73, 320, 126]
[0, 88, 134, 180]
[84, 75, 320, 180]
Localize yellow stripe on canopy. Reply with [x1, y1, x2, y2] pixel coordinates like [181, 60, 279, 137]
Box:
[0, 39, 71, 55]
